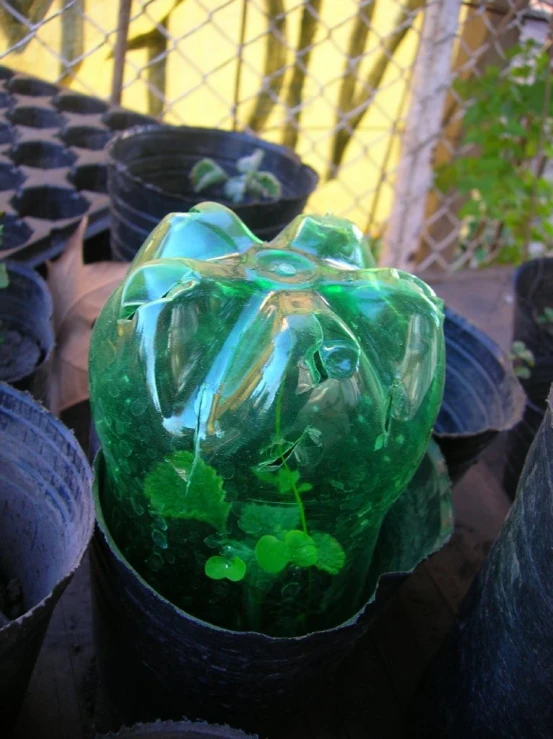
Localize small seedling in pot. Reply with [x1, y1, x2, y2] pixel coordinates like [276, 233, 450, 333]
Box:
[509, 340, 535, 379]
[190, 148, 282, 204]
[536, 306, 553, 337]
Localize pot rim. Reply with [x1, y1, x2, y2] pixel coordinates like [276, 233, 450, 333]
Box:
[0, 383, 94, 635]
[97, 718, 257, 738]
[0, 260, 55, 384]
[106, 123, 319, 210]
[92, 441, 451, 643]
[434, 306, 526, 439]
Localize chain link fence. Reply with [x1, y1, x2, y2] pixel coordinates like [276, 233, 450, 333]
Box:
[0, 0, 551, 270]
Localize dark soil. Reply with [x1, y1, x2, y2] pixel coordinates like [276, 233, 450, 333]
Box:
[0, 323, 41, 382]
[0, 576, 24, 623]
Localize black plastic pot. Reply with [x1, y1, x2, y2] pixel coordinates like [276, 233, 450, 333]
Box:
[500, 258, 553, 498]
[502, 397, 544, 500]
[98, 719, 256, 739]
[90, 442, 452, 735]
[107, 125, 319, 261]
[0, 384, 94, 734]
[433, 307, 525, 484]
[0, 261, 54, 406]
[513, 257, 553, 406]
[412, 385, 553, 738]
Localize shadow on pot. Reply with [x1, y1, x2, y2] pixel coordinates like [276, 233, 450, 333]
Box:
[97, 719, 257, 739]
[107, 125, 319, 261]
[0, 384, 94, 734]
[90, 441, 452, 736]
[502, 397, 544, 500]
[434, 307, 525, 484]
[0, 261, 54, 407]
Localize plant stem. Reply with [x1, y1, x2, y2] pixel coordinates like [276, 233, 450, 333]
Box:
[275, 387, 308, 534]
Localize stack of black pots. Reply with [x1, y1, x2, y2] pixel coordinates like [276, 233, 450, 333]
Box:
[106, 125, 320, 261]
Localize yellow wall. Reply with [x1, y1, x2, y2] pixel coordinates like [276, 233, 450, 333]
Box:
[0, 0, 425, 236]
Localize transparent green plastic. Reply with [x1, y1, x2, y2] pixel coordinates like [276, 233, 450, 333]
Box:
[89, 202, 446, 636]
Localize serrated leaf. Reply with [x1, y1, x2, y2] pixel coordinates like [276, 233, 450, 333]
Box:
[255, 535, 289, 573]
[205, 555, 246, 582]
[285, 530, 317, 567]
[189, 158, 228, 193]
[312, 532, 346, 575]
[238, 503, 299, 536]
[144, 450, 230, 531]
[236, 148, 264, 174]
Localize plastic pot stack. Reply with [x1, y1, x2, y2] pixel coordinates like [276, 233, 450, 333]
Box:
[107, 125, 319, 260]
[0, 384, 94, 734]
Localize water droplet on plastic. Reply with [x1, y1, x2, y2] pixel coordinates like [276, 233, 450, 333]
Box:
[152, 529, 168, 549]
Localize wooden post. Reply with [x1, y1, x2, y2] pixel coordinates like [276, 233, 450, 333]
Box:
[111, 0, 133, 106]
[380, 0, 461, 270]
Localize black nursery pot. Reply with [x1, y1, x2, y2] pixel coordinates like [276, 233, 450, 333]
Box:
[0, 261, 54, 406]
[90, 443, 452, 735]
[107, 124, 319, 261]
[502, 398, 544, 500]
[499, 258, 553, 498]
[412, 386, 553, 738]
[0, 384, 94, 734]
[433, 307, 525, 484]
[98, 719, 257, 739]
[513, 257, 553, 408]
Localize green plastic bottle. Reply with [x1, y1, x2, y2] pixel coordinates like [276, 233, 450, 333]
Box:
[89, 202, 445, 636]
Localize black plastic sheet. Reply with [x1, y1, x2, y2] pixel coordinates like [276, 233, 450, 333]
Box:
[413, 385, 553, 738]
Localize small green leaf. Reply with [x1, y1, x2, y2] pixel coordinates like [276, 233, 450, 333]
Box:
[205, 555, 246, 582]
[285, 530, 318, 568]
[236, 148, 264, 174]
[277, 466, 301, 494]
[144, 451, 230, 531]
[189, 158, 228, 193]
[255, 535, 289, 573]
[0, 263, 8, 289]
[312, 532, 346, 575]
[224, 175, 247, 203]
[248, 171, 282, 200]
[238, 503, 299, 536]
[514, 366, 531, 379]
